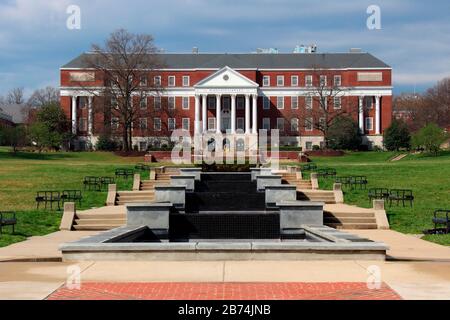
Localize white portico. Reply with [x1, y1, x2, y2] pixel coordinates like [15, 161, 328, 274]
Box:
[194, 66, 259, 139]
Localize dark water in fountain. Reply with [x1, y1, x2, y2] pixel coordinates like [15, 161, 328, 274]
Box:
[170, 173, 281, 240]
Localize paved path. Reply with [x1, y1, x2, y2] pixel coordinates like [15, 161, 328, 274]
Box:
[47, 282, 401, 300]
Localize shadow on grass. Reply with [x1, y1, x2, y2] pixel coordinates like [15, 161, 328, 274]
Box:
[0, 150, 74, 161]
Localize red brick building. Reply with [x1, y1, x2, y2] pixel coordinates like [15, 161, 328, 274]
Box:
[60, 52, 392, 150]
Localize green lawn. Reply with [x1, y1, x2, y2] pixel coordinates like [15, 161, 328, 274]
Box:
[0, 147, 449, 247]
[0, 148, 164, 247]
[292, 151, 450, 245]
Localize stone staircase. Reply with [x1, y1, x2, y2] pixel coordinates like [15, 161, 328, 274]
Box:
[297, 190, 336, 204]
[281, 173, 312, 190]
[115, 190, 155, 205]
[72, 206, 126, 231]
[323, 204, 378, 230]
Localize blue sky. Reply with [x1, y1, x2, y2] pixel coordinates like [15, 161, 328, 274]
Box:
[1, 0, 449, 96]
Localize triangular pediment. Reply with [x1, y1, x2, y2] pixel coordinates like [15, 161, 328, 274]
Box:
[195, 66, 259, 88]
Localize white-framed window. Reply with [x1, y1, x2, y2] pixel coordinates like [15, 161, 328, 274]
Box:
[168, 118, 176, 131]
[111, 96, 118, 109]
[276, 118, 285, 131]
[277, 96, 284, 109]
[154, 76, 161, 86]
[334, 96, 342, 109]
[305, 118, 313, 131]
[153, 118, 161, 131]
[111, 117, 119, 130]
[291, 96, 299, 109]
[139, 118, 147, 130]
[139, 141, 147, 152]
[182, 118, 190, 131]
[263, 96, 270, 110]
[319, 117, 326, 130]
[168, 76, 176, 87]
[154, 96, 161, 110]
[263, 76, 270, 87]
[182, 76, 190, 87]
[208, 96, 216, 109]
[305, 96, 313, 109]
[305, 141, 313, 150]
[182, 97, 190, 110]
[140, 75, 148, 86]
[365, 117, 374, 131]
[334, 75, 342, 87]
[79, 97, 88, 109]
[79, 117, 87, 131]
[237, 96, 245, 110]
[168, 96, 176, 109]
[208, 117, 216, 131]
[140, 97, 147, 109]
[321, 97, 328, 110]
[365, 96, 373, 109]
[262, 118, 271, 130]
[291, 75, 299, 87]
[277, 75, 284, 87]
[237, 117, 245, 130]
[291, 118, 299, 132]
[305, 75, 313, 87]
[320, 75, 327, 86]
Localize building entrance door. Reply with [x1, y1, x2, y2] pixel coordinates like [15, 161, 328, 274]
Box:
[221, 96, 231, 132]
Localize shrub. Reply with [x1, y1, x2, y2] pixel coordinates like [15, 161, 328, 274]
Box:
[383, 119, 411, 151]
[95, 135, 118, 151]
[312, 145, 321, 151]
[326, 116, 362, 150]
[412, 123, 448, 156]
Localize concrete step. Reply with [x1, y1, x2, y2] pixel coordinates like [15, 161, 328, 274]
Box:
[74, 218, 126, 225]
[325, 223, 378, 230]
[73, 224, 123, 231]
[117, 196, 155, 202]
[76, 213, 125, 219]
[324, 211, 375, 218]
[324, 217, 376, 224]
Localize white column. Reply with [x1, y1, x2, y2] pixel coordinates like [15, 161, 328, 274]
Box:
[252, 94, 258, 134]
[375, 95, 381, 134]
[216, 94, 222, 133]
[202, 95, 207, 133]
[194, 94, 201, 135]
[231, 94, 236, 134]
[359, 96, 364, 134]
[245, 94, 251, 134]
[88, 96, 93, 136]
[71, 96, 77, 135]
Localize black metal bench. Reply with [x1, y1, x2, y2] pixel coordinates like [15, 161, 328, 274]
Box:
[135, 163, 151, 171]
[301, 163, 317, 171]
[115, 169, 135, 179]
[35, 191, 61, 210]
[100, 177, 115, 190]
[335, 176, 352, 188]
[317, 168, 336, 179]
[432, 210, 450, 234]
[0, 211, 16, 234]
[368, 188, 390, 202]
[61, 190, 82, 205]
[83, 176, 101, 191]
[388, 189, 414, 207]
[350, 176, 368, 190]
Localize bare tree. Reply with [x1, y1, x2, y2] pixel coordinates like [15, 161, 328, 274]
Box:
[300, 68, 359, 148]
[6, 87, 25, 105]
[82, 29, 165, 151]
[27, 86, 59, 108]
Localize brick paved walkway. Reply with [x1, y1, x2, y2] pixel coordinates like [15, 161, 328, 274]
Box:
[47, 282, 402, 300]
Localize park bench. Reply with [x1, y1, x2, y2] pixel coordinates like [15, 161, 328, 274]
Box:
[115, 169, 135, 179]
[432, 210, 450, 234]
[388, 189, 414, 207]
[0, 211, 16, 234]
[61, 190, 83, 206]
[317, 168, 337, 179]
[335, 176, 352, 188]
[350, 176, 368, 190]
[301, 163, 317, 171]
[368, 188, 390, 202]
[135, 163, 151, 171]
[83, 176, 101, 191]
[35, 191, 61, 210]
[100, 177, 115, 190]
